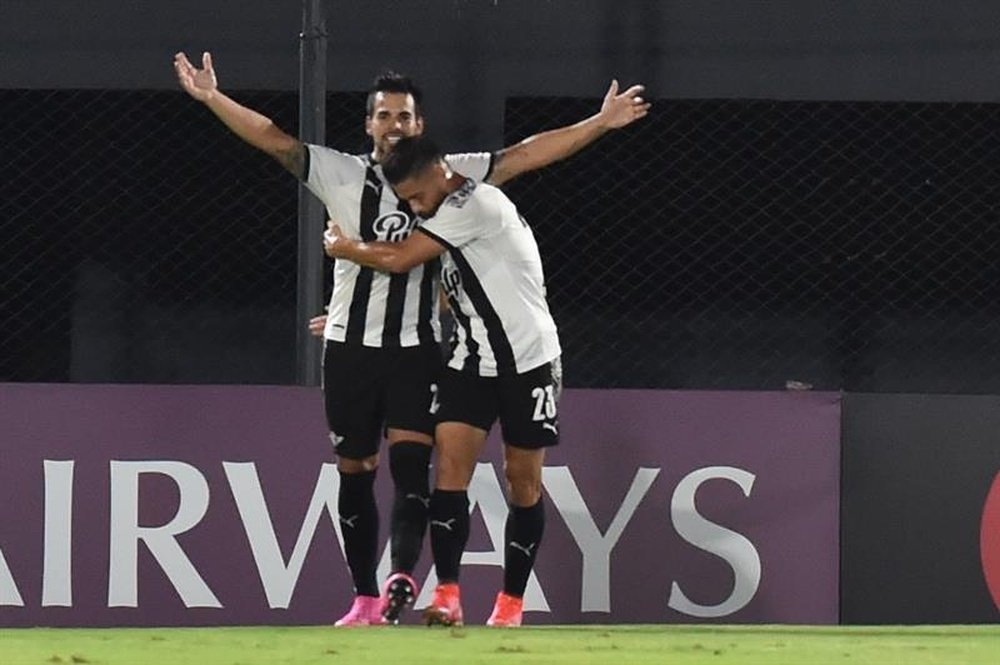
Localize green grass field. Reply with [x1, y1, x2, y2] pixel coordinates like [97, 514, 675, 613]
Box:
[1, 625, 998, 665]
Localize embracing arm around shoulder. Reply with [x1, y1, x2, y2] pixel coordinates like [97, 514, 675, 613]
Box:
[323, 223, 446, 274]
[487, 79, 651, 186]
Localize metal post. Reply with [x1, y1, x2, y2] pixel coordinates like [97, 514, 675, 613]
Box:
[296, 0, 327, 386]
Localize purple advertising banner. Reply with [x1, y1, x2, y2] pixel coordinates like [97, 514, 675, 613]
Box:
[0, 384, 840, 627]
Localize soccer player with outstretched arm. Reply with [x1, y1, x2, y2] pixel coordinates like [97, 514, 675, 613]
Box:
[174, 50, 647, 625]
[325, 135, 563, 627]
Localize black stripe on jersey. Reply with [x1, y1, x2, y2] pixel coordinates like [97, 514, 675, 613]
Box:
[382, 272, 407, 347]
[300, 144, 312, 182]
[447, 248, 517, 375]
[381, 199, 415, 347]
[484, 152, 498, 182]
[345, 161, 381, 345]
[417, 257, 440, 346]
[414, 227, 447, 346]
[414, 230, 485, 371]
[448, 296, 481, 374]
[416, 227, 453, 250]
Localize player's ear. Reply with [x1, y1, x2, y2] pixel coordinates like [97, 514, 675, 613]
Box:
[365, 115, 373, 137]
[415, 115, 425, 135]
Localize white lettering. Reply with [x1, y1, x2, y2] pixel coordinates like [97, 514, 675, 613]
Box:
[0, 545, 25, 606]
[42, 460, 74, 606]
[107, 461, 221, 608]
[543, 466, 659, 612]
[225, 462, 342, 609]
[3, 458, 769, 618]
[668, 466, 761, 618]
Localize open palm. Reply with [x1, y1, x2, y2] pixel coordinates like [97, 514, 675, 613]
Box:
[600, 79, 651, 129]
[173, 51, 218, 102]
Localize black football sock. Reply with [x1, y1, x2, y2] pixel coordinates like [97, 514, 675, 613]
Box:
[388, 441, 432, 574]
[338, 468, 379, 597]
[428, 489, 470, 583]
[503, 499, 545, 597]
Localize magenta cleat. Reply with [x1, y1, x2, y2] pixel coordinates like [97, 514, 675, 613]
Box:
[381, 572, 419, 624]
[334, 595, 387, 627]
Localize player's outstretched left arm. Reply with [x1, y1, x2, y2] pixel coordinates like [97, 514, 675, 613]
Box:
[323, 222, 445, 274]
[487, 79, 650, 186]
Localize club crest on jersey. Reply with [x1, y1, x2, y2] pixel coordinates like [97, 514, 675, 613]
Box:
[373, 211, 416, 243]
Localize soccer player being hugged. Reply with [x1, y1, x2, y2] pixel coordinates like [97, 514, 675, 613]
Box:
[324, 136, 563, 627]
[175, 49, 648, 626]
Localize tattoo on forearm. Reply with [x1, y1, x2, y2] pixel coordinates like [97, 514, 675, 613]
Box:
[276, 143, 306, 179]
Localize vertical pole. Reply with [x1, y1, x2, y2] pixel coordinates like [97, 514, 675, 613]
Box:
[296, 0, 327, 386]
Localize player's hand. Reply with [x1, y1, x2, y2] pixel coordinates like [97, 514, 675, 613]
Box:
[598, 79, 651, 129]
[323, 221, 347, 258]
[308, 314, 327, 338]
[174, 51, 218, 102]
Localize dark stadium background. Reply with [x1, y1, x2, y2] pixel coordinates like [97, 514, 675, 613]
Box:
[4, 0, 1000, 624]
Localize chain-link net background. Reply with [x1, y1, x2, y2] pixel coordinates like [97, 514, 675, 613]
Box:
[4, 91, 1000, 391]
[1, 90, 365, 384]
[504, 97, 1000, 392]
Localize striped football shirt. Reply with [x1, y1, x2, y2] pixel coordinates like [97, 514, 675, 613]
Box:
[418, 179, 561, 376]
[303, 145, 493, 347]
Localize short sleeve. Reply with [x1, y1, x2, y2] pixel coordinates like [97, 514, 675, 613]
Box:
[419, 186, 497, 249]
[445, 152, 495, 182]
[304, 144, 365, 205]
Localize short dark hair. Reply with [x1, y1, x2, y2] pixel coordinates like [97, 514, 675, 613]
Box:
[382, 136, 443, 185]
[366, 70, 423, 117]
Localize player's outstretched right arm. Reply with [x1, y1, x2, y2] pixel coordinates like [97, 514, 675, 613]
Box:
[174, 51, 305, 178]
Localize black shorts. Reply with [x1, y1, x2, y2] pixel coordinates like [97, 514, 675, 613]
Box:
[436, 358, 562, 450]
[323, 341, 442, 460]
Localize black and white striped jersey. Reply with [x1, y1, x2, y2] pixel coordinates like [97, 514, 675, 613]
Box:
[303, 145, 493, 347]
[417, 179, 561, 377]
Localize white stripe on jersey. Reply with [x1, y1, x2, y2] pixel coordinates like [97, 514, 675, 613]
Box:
[419, 180, 561, 377]
[400, 260, 428, 347]
[303, 145, 493, 348]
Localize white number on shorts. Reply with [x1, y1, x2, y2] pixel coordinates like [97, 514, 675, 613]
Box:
[531, 385, 557, 421]
[428, 383, 441, 415]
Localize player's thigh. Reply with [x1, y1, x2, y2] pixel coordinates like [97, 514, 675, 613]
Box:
[323, 341, 386, 460]
[498, 359, 562, 450]
[384, 343, 443, 443]
[433, 368, 498, 489]
[434, 421, 489, 490]
[436, 367, 498, 433]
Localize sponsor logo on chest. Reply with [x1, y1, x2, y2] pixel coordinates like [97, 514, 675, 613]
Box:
[373, 211, 416, 243]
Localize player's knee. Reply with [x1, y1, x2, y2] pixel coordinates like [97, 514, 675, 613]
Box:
[389, 440, 432, 492]
[507, 480, 542, 507]
[337, 453, 379, 473]
[505, 466, 542, 507]
[433, 452, 475, 491]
